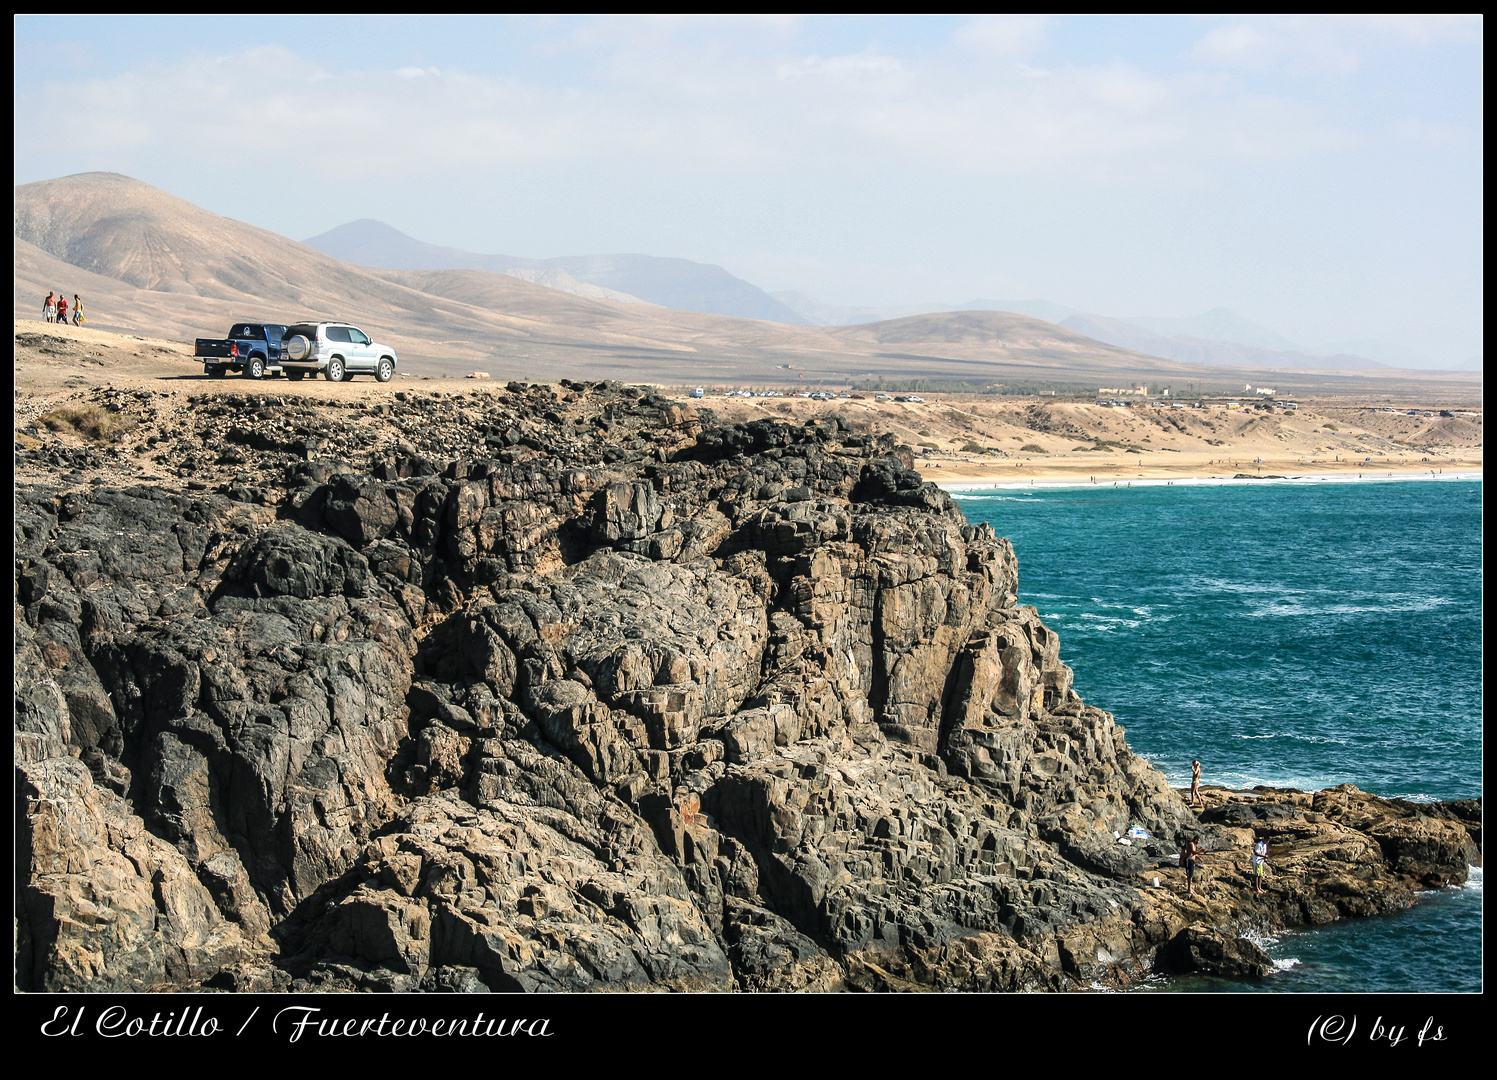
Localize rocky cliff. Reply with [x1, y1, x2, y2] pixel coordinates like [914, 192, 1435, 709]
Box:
[14, 379, 1480, 992]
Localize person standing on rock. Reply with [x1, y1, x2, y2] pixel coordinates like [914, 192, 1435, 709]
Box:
[72, 294, 84, 325]
[1180, 837, 1202, 898]
[1190, 760, 1203, 807]
[43, 291, 55, 323]
[1252, 837, 1269, 895]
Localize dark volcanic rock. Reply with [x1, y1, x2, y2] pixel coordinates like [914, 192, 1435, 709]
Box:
[13, 380, 1479, 992]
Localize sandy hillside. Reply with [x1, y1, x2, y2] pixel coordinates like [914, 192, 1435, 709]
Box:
[18, 173, 1483, 400]
[15, 173, 1187, 386]
[694, 391, 1481, 483]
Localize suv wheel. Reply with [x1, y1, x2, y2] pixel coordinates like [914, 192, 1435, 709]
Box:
[248, 356, 266, 379]
[376, 358, 394, 383]
[325, 357, 346, 382]
[286, 370, 304, 382]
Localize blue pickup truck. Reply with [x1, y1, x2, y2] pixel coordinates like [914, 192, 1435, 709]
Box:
[194, 323, 290, 379]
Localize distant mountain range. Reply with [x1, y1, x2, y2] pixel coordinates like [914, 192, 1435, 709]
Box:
[303, 219, 811, 325]
[777, 293, 1391, 371]
[1057, 313, 1385, 372]
[771, 293, 1081, 328]
[14, 172, 1474, 386]
[16, 172, 1202, 386]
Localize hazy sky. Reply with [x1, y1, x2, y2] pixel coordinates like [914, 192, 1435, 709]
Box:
[14, 15, 1483, 364]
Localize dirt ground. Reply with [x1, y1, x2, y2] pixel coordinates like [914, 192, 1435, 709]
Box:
[13, 319, 1483, 487]
[700, 385, 1482, 485]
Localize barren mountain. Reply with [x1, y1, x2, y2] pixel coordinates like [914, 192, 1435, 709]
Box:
[1061, 312, 1384, 372]
[13, 173, 1480, 396]
[303, 217, 811, 324]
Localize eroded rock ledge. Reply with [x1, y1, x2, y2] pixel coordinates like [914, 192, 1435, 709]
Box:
[14, 380, 1481, 992]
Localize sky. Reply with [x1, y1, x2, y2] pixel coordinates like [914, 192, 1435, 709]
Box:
[14, 15, 1484, 366]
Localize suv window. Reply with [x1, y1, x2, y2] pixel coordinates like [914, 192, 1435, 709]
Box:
[326, 326, 352, 343]
[285, 324, 320, 341]
[349, 328, 370, 345]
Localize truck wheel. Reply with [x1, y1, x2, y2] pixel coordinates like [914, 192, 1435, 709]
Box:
[248, 356, 266, 379]
[325, 357, 346, 382]
[376, 358, 394, 383]
[287, 370, 304, 382]
[207, 365, 225, 378]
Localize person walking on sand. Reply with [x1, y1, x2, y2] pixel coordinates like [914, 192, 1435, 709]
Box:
[71, 294, 83, 325]
[43, 291, 55, 323]
[56, 295, 68, 325]
[1252, 837, 1269, 895]
[1190, 760, 1203, 807]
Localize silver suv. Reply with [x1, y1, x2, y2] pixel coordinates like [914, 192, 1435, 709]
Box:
[281, 322, 399, 383]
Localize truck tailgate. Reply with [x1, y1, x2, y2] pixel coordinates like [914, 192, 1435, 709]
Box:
[195, 339, 233, 358]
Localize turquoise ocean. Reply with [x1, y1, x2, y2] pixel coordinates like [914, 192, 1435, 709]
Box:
[952, 478, 1482, 993]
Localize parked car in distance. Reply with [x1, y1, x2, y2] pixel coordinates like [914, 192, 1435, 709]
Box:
[195, 323, 289, 379]
[280, 322, 399, 382]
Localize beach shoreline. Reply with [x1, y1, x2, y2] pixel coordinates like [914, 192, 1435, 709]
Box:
[940, 468, 1482, 492]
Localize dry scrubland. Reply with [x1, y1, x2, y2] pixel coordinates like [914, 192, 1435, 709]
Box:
[15, 320, 1481, 489]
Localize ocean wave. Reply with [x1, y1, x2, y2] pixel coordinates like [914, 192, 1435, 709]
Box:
[1075, 614, 1141, 630]
[1270, 957, 1302, 974]
[1231, 733, 1349, 746]
[1196, 578, 1308, 597]
[1245, 597, 1454, 618]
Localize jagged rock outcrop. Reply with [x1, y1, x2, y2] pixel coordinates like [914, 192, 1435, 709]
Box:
[14, 379, 1481, 991]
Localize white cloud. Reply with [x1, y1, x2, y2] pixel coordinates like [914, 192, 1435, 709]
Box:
[777, 52, 904, 82]
[10, 21, 1454, 188]
[1188, 15, 1482, 78]
[951, 16, 1050, 60]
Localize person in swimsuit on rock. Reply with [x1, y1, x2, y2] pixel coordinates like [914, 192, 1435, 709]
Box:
[1180, 836, 1201, 898]
[1190, 760, 1202, 807]
[1252, 837, 1269, 895]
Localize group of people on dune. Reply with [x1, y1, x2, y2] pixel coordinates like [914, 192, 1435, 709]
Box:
[43, 290, 83, 325]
